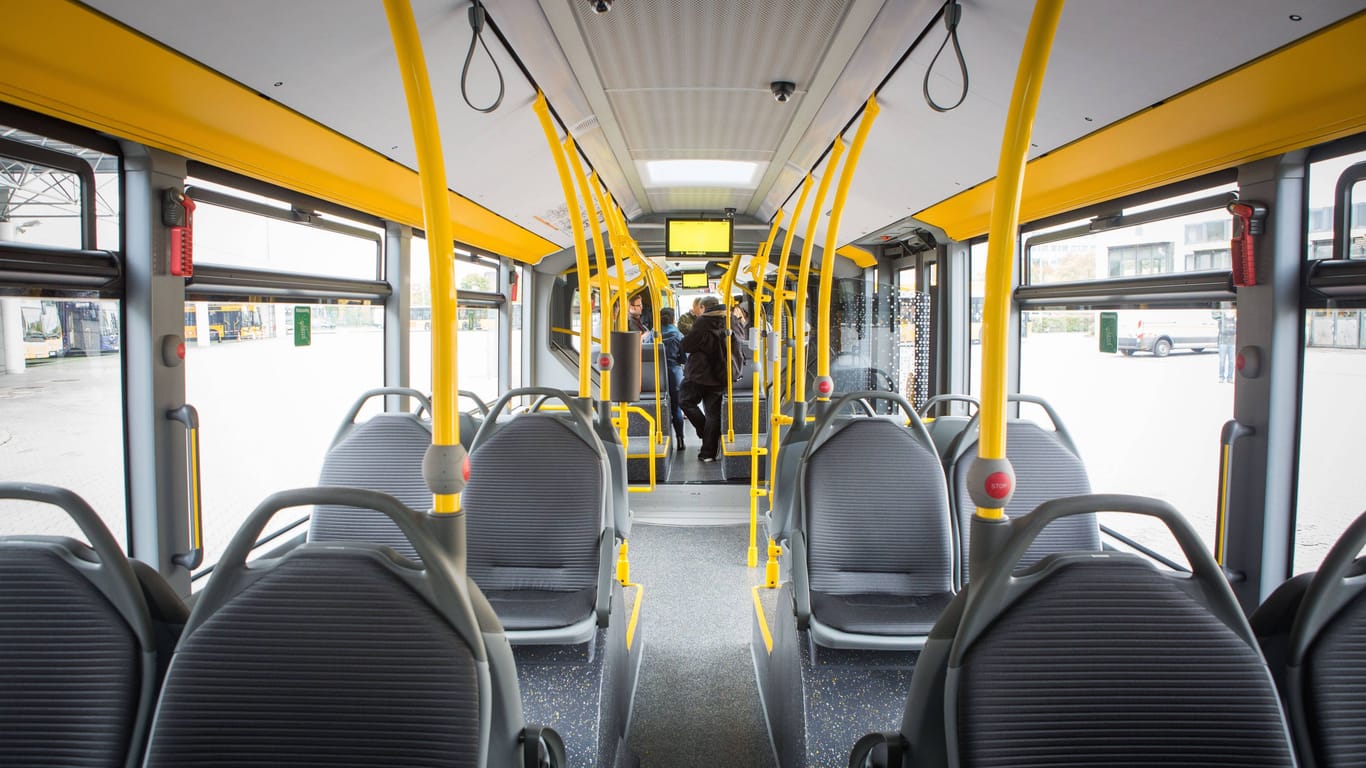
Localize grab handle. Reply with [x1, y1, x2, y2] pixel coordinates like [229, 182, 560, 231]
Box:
[167, 404, 203, 570]
[1214, 419, 1254, 574]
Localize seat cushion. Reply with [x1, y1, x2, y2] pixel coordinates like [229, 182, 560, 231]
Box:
[810, 589, 955, 636]
[483, 587, 597, 631]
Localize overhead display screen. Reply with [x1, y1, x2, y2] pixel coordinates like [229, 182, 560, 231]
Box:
[681, 271, 708, 289]
[666, 218, 733, 258]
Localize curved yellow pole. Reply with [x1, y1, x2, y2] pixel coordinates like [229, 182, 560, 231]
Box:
[793, 139, 845, 403]
[568, 156, 613, 400]
[816, 97, 880, 390]
[977, 0, 1066, 521]
[383, 0, 459, 513]
[533, 93, 592, 398]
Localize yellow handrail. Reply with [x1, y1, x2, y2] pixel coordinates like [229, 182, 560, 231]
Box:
[587, 175, 619, 401]
[793, 140, 844, 403]
[816, 96, 880, 391]
[383, 0, 460, 513]
[617, 405, 660, 491]
[534, 93, 592, 399]
[565, 143, 613, 402]
[977, 0, 1065, 522]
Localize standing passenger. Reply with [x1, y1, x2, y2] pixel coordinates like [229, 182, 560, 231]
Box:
[678, 296, 703, 335]
[680, 296, 729, 462]
[658, 307, 686, 448]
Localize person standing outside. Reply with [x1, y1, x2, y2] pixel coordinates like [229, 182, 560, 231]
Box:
[1217, 310, 1237, 383]
[680, 296, 729, 462]
[658, 307, 687, 448]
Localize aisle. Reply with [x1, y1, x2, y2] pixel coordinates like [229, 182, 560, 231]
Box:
[627, 523, 775, 767]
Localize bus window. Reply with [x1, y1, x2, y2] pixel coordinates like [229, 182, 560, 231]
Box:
[408, 237, 503, 402]
[1296, 149, 1366, 572]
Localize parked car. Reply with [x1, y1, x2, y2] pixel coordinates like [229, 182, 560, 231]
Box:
[1116, 310, 1217, 357]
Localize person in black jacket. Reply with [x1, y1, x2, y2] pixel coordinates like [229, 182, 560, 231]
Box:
[679, 296, 729, 462]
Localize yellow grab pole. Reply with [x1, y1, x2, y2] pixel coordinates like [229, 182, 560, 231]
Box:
[793, 139, 845, 403]
[567, 152, 613, 401]
[534, 94, 592, 399]
[976, 0, 1065, 521]
[383, 0, 460, 513]
[719, 249, 743, 441]
[816, 97, 880, 391]
[747, 213, 784, 566]
[587, 176, 620, 402]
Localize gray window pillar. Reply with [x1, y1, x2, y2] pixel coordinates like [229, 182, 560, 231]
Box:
[121, 143, 191, 592]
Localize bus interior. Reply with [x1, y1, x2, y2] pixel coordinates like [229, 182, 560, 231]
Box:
[2, 1, 1366, 766]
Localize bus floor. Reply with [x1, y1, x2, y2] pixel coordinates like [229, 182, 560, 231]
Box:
[626, 519, 776, 767]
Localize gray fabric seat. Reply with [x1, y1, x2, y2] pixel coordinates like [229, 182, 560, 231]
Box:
[857, 494, 1296, 768]
[144, 487, 553, 768]
[946, 395, 1097, 586]
[0, 483, 166, 768]
[1251, 509, 1366, 768]
[308, 387, 487, 560]
[796, 392, 954, 647]
[466, 390, 614, 642]
[309, 411, 432, 559]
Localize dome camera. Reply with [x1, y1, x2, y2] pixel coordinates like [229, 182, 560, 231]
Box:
[770, 81, 796, 103]
[589, 0, 612, 13]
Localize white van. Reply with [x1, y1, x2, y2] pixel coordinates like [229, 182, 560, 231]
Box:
[1116, 310, 1218, 357]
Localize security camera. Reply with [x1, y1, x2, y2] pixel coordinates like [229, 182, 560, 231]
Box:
[589, 0, 612, 13]
[770, 81, 795, 103]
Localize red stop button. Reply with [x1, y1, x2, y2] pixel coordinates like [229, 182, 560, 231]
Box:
[985, 471, 1012, 499]
[461, 455, 471, 482]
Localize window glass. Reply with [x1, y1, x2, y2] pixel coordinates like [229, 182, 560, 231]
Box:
[1297, 332, 1366, 573]
[968, 241, 987, 397]
[188, 179, 380, 279]
[1020, 305, 1234, 561]
[184, 300, 381, 573]
[0, 298, 126, 544]
[1306, 150, 1366, 260]
[186, 193, 384, 573]
[0, 128, 120, 250]
[409, 237, 501, 403]
[510, 264, 524, 389]
[1025, 201, 1234, 285]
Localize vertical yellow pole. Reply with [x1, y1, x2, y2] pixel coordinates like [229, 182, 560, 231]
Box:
[976, 0, 1065, 521]
[383, 0, 460, 513]
[816, 97, 880, 391]
[793, 140, 845, 403]
[748, 213, 784, 567]
[533, 93, 592, 399]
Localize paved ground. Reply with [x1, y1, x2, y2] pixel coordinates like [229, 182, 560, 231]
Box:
[2, 328, 1362, 575]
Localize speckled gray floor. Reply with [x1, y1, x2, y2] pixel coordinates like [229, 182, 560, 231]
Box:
[628, 523, 776, 767]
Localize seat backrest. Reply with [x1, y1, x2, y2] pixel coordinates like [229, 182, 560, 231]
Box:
[1252, 509, 1366, 768]
[309, 411, 432, 559]
[465, 389, 614, 635]
[886, 495, 1296, 768]
[947, 395, 1096, 584]
[920, 394, 979, 464]
[0, 482, 160, 768]
[803, 417, 953, 600]
[144, 488, 505, 768]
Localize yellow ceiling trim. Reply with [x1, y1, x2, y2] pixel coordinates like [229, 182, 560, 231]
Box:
[918, 12, 1366, 242]
[0, 0, 558, 263]
[837, 244, 876, 269]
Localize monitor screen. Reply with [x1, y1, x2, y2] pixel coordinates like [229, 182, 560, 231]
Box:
[681, 271, 708, 289]
[666, 218, 732, 258]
